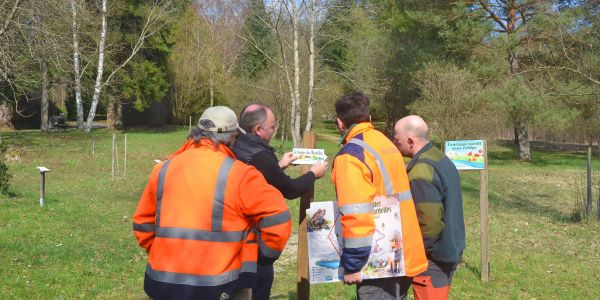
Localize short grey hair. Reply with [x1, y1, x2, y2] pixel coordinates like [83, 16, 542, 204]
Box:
[188, 127, 235, 148]
[239, 103, 268, 134]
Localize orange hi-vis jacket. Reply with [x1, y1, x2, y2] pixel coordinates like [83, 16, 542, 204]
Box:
[332, 122, 428, 276]
[133, 139, 291, 291]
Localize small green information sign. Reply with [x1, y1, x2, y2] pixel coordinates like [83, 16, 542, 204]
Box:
[445, 140, 486, 170]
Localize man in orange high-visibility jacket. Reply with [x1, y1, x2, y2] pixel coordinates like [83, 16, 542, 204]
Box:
[332, 93, 428, 300]
[133, 106, 292, 300]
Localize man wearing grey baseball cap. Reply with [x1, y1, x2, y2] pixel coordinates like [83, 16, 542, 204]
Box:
[133, 105, 291, 300]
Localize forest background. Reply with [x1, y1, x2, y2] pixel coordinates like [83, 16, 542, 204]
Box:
[1, 0, 599, 158]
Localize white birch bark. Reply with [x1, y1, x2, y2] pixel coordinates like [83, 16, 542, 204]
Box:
[70, 0, 84, 129]
[84, 0, 107, 132]
[290, 0, 301, 146]
[305, 0, 316, 133]
[40, 60, 49, 132]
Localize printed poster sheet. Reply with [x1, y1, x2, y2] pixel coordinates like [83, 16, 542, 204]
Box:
[445, 140, 486, 170]
[307, 196, 404, 284]
[292, 148, 327, 165]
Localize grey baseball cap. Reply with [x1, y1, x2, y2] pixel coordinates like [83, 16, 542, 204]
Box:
[198, 106, 246, 134]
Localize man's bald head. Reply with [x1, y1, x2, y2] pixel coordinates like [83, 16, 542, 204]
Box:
[393, 115, 429, 157]
[396, 115, 429, 141]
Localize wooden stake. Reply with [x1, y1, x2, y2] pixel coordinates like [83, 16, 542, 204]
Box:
[297, 131, 315, 300]
[189, 116, 192, 132]
[112, 133, 116, 181]
[123, 134, 128, 179]
[115, 135, 119, 176]
[586, 143, 592, 216]
[480, 140, 490, 282]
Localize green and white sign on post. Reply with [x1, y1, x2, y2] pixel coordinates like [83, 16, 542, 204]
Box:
[445, 140, 486, 170]
[445, 139, 489, 283]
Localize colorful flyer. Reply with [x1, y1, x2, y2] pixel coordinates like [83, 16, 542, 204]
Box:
[307, 195, 404, 284]
[292, 148, 327, 165]
[444, 140, 486, 170]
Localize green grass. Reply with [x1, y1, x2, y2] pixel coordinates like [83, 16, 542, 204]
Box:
[1, 128, 599, 299]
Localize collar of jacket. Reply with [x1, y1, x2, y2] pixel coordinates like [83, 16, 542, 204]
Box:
[406, 142, 433, 171]
[236, 133, 275, 153]
[340, 122, 374, 145]
[165, 138, 236, 161]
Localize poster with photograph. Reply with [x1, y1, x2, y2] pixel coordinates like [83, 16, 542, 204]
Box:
[307, 195, 404, 284]
[292, 148, 327, 165]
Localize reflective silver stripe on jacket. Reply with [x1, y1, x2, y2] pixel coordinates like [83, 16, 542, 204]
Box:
[146, 263, 240, 287]
[394, 190, 413, 202]
[259, 211, 291, 229]
[211, 157, 235, 232]
[156, 227, 246, 242]
[348, 138, 394, 195]
[155, 159, 172, 227]
[241, 261, 257, 273]
[339, 202, 374, 215]
[343, 235, 373, 249]
[258, 238, 282, 259]
[133, 223, 156, 232]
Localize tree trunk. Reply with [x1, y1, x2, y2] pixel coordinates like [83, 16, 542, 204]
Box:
[51, 78, 67, 112]
[304, 0, 316, 133]
[40, 61, 49, 132]
[291, 0, 301, 146]
[209, 76, 214, 107]
[516, 120, 531, 161]
[84, 0, 107, 132]
[70, 0, 84, 129]
[509, 49, 531, 161]
[107, 98, 122, 130]
[0, 104, 13, 129]
[586, 142, 592, 216]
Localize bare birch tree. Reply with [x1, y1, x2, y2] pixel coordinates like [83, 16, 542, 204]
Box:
[304, 0, 316, 132]
[70, 0, 84, 129]
[235, 0, 327, 146]
[77, 0, 171, 132]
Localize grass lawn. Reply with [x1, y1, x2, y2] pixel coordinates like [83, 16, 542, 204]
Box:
[1, 127, 599, 299]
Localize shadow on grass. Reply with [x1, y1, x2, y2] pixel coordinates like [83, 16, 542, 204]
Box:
[460, 260, 481, 279]
[459, 171, 574, 224]
[496, 194, 573, 223]
[492, 140, 599, 169]
[123, 125, 183, 134]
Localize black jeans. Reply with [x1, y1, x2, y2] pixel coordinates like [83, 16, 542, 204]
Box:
[252, 264, 274, 300]
[356, 276, 413, 300]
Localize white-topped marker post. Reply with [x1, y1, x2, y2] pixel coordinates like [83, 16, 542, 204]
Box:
[36, 167, 50, 207]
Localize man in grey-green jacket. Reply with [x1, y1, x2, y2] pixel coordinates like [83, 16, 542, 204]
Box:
[393, 115, 465, 300]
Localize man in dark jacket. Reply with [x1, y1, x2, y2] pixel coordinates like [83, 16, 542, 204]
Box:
[393, 115, 466, 300]
[232, 103, 328, 300]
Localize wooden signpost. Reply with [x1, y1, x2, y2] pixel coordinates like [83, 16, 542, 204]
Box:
[297, 131, 315, 300]
[445, 140, 489, 282]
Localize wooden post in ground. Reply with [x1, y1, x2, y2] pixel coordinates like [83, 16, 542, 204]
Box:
[586, 143, 592, 216]
[297, 131, 315, 300]
[189, 116, 192, 132]
[123, 134, 128, 179]
[115, 135, 119, 176]
[480, 140, 490, 282]
[112, 133, 116, 181]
